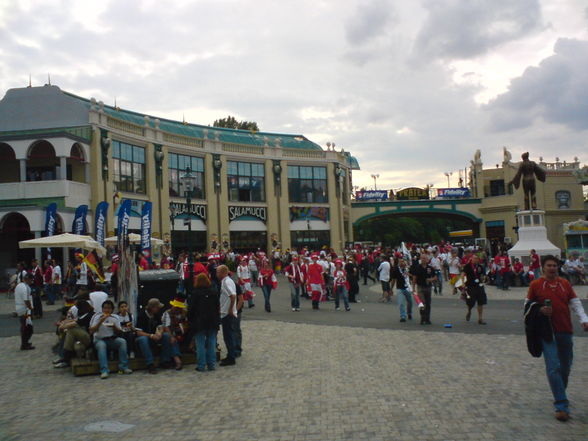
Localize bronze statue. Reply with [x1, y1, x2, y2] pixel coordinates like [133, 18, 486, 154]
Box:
[509, 152, 546, 210]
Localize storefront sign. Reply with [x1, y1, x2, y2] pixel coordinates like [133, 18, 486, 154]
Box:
[72, 204, 88, 235]
[141, 201, 152, 259]
[355, 190, 388, 201]
[289, 206, 329, 222]
[229, 206, 267, 223]
[169, 202, 207, 222]
[94, 201, 108, 247]
[396, 187, 429, 200]
[436, 188, 471, 198]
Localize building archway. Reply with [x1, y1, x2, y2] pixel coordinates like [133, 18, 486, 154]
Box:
[0, 143, 19, 183]
[26, 140, 58, 181]
[67, 143, 86, 182]
[0, 212, 34, 268]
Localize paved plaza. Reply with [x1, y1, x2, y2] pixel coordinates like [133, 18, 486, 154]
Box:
[1, 281, 587, 441]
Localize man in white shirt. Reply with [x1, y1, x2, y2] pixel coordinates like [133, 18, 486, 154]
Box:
[217, 264, 237, 366]
[430, 250, 443, 295]
[14, 273, 34, 350]
[378, 256, 392, 303]
[51, 259, 62, 300]
[75, 253, 88, 293]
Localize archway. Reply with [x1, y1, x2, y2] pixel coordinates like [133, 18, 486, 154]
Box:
[0, 212, 34, 268]
[67, 143, 86, 182]
[27, 140, 58, 181]
[0, 143, 19, 183]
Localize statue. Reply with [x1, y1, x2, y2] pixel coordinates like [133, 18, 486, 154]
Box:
[509, 152, 546, 210]
[503, 147, 512, 163]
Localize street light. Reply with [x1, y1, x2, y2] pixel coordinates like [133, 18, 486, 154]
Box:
[180, 166, 197, 292]
[444, 172, 452, 187]
[371, 174, 380, 190]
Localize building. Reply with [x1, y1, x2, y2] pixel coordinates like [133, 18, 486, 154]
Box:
[0, 85, 359, 269]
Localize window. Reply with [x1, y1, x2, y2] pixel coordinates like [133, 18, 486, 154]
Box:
[112, 141, 146, 193]
[489, 179, 505, 197]
[168, 153, 205, 199]
[288, 166, 328, 203]
[227, 161, 265, 202]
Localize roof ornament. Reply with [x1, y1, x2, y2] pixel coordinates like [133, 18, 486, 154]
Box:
[154, 119, 160, 130]
[90, 97, 97, 111]
[203, 128, 208, 139]
[47, 73, 51, 85]
[182, 113, 188, 125]
[28, 73, 31, 88]
[263, 136, 269, 147]
[144, 115, 150, 127]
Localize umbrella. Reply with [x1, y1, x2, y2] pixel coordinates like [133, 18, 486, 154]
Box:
[104, 233, 165, 247]
[19, 233, 107, 257]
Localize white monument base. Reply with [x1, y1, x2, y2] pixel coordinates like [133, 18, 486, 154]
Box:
[508, 210, 560, 264]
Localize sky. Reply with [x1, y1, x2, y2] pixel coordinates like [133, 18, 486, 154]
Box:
[0, 0, 587, 191]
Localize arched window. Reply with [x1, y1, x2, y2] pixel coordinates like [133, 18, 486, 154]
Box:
[67, 143, 86, 182]
[0, 212, 34, 266]
[27, 140, 59, 181]
[0, 143, 19, 183]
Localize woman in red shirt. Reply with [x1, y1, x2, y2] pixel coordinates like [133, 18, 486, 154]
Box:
[258, 260, 276, 313]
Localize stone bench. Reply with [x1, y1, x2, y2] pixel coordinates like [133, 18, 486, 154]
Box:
[71, 352, 199, 376]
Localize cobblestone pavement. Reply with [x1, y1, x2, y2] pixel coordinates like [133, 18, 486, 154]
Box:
[1, 318, 588, 441]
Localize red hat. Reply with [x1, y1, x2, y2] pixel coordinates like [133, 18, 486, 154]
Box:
[311, 253, 319, 260]
[335, 259, 343, 265]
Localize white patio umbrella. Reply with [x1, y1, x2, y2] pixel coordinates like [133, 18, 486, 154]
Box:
[19, 233, 107, 257]
[104, 233, 165, 247]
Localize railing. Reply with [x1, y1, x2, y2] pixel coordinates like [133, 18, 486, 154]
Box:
[107, 117, 144, 136]
[222, 143, 264, 155]
[282, 148, 326, 159]
[0, 180, 91, 204]
[539, 161, 580, 170]
[163, 133, 204, 148]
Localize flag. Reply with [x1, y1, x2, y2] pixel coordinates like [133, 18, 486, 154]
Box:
[94, 201, 109, 247]
[44, 203, 58, 257]
[83, 250, 105, 283]
[140, 201, 152, 260]
[401, 242, 410, 260]
[72, 204, 88, 235]
[117, 199, 132, 249]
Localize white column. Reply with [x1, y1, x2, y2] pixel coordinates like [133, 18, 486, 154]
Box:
[59, 157, 67, 180]
[20, 159, 26, 182]
[34, 231, 42, 262]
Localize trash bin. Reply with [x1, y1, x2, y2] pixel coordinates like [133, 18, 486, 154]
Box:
[138, 269, 180, 309]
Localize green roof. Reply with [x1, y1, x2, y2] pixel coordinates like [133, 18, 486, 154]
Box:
[63, 91, 324, 151]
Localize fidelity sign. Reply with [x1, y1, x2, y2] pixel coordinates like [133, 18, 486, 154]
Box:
[436, 188, 471, 198]
[228, 206, 267, 223]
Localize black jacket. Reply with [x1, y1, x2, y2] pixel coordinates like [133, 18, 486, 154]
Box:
[524, 301, 553, 357]
[188, 287, 220, 333]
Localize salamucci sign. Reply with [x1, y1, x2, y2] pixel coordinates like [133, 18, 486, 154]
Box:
[228, 206, 267, 223]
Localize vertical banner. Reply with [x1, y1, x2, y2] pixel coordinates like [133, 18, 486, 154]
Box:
[44, 203, 58, 257]
[140, 201, 152, 260]
[72, 204, 88, 235]
[117, 199, 132, 249]
[94, 201, 109, 247]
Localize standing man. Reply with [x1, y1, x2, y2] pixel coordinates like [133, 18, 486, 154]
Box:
[51, 259, 62, 302]
[462, 254, 488, 324]
[307, 254, 325, 310]
[377, 255, 391, 303]
[217, 265, 237, 366]
[31, 258, 43, 319]
[529, 249, 541, 280]
[15, 273, 34, 350]
[430, 250, 443, 295]
[345, 256, 360, 303]
[411, 255, 437, 325]
[285, 256, 303, 311]
[391, 258, 413, 322]
[43, 260, 54, 305]
[75, 253, 88, 294]
[525, 255, 588, 421]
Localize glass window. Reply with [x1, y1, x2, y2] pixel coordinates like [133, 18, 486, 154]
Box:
[168, 153, 205, 199]
[288, 165, 328, 203]
[227, 161, 265, 202]
[112, 141, 146, 194]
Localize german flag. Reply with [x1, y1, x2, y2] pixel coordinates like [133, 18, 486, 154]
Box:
[83, 250, 105, 283]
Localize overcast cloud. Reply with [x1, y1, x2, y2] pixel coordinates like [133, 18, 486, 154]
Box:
[0, 0, 587, 191]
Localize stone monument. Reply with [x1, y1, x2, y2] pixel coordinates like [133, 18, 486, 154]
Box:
[507, 152, 560, 262]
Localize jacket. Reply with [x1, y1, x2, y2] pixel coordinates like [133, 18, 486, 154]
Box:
[188, 287, 220, 333]
[524, 301, 553, 357]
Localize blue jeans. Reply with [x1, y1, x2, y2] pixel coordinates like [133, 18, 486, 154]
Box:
[135, 333, 177, 366]
[542, 332, 573, 412]
[334, 285, 349, 309]
[290, 284, 300, 309]
[194, 330, 217, 370]
[262, 285, 272, 310]
[533, 268, 541, 280]
[221, 315, 237, 360]
[434, 270, 443, 294]
[95, 337, 129, 374]
[44, 284, 55, 303]
[397, 288, 413, 319]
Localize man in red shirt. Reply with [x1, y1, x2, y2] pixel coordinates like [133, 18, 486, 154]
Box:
[494, 251, 512, 290]
[529, 249, 541, 279]
[307, 254, 325, 310]
[526, 255, 588, 422]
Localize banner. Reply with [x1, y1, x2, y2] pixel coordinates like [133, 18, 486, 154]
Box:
[436, 188, 471, 198]
[355, 190, 388, 201]
[117, 199, 132, 249]
[289, 206, 329, 223]
[140, 201, 152, 260]
[44, 203, 58, 257]
[94, 201, 109, 247]
[72, 204, 88, 235]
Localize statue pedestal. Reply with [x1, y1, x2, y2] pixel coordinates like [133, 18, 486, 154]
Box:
[508, 210, 560, 263]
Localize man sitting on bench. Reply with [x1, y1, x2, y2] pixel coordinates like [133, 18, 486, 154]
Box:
[135, 298, 176, 374]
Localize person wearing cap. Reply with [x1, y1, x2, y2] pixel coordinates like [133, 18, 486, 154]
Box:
[307, 254, 325, 310]
[161, 297, 188, 370]
[135, 298, 174, 374]
[14, 272, 34, 350]
[285, 256, 304, 311]
[333, 260, 351, 311]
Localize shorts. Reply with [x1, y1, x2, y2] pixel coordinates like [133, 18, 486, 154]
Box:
[381, 281, 391, 292]
[465, 286, 487, 308]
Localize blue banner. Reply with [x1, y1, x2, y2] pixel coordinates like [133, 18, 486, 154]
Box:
[141, 201, 152, 260]
[72, 204, 88, 235]
[117, 199, 132, 249]
[355, 190, 388, 201]
[436, 188, 471, 198]
[45, 203, 58, 256]
[94, 201, 109, 247]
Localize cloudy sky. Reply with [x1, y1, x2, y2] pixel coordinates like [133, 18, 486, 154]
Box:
[1, 0, 587, 191]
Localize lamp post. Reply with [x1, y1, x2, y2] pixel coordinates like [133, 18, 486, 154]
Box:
[370, 173, 379, 190]
[180, 166, 197, 293]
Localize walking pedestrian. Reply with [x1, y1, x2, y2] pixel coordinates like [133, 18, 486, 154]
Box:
[285, 256, 303, 311]
[217, 265, 237, 366]
[377, 255, 391, 302]
[30, 258, 43, 319]
[525, 255, 588, 421]
[391, 258, 412, 322]
[308, 254, 325, 310]
[411, 255, 437, 325]
[15, 273, 34, 350]
[345, 257, 360, 303]
[333, 259, 350, 311]
[259, 260, 276, 312]
[462, 254, 488, 324]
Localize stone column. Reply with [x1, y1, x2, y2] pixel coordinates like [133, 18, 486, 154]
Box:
[20, 159, 26, 182]
[59, 157, 67, 180]
[34, 231, 42, 262]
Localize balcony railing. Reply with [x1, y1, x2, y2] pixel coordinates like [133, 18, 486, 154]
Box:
[0, 180, 91, 206]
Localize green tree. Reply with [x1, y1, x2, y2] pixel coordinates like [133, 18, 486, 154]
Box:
[213, 115, 259, 132]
